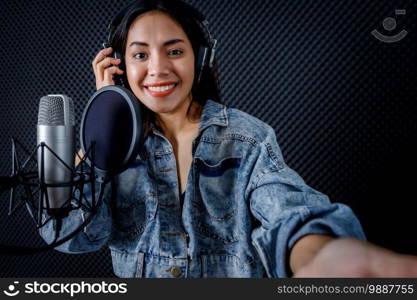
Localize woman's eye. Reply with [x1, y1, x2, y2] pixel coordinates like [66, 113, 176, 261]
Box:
[133, 52, 147, 59]
[168, 49, 183, 56]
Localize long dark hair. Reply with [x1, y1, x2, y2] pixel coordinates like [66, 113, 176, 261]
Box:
[109, 0, 222, 138]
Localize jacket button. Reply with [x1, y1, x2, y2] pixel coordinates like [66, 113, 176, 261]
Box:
[170, 266, 182, 277]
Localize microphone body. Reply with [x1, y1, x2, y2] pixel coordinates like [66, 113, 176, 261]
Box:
[37, 95, 75, 210]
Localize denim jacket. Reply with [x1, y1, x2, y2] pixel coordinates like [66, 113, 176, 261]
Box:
[39, 99, 366, 278]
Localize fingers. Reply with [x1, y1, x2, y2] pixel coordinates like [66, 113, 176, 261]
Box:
[92, 47, 124, 90]
[97, 57, 122, 71]
[103, 66, 124, 85]
[92, 47, 113, 68]
[75, 149, 84, 166]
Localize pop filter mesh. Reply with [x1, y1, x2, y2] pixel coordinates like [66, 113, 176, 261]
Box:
[83, 90, 133, 173]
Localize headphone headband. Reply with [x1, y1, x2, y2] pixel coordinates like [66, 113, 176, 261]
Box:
[198, 20, 218, 68]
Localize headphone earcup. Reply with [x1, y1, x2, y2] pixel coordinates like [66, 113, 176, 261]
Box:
[112, 50, 122, 60]
[112, 50, 126, 87]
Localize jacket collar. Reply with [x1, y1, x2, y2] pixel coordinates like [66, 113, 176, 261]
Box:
[198, 99, 228, 133]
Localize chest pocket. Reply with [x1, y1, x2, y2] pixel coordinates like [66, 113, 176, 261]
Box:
[112, 190, 158, 241]
[192, 156, 241, 244]
[110, 161, 158, 242]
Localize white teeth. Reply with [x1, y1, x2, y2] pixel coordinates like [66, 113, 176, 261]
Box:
[147, 84, 175, 92]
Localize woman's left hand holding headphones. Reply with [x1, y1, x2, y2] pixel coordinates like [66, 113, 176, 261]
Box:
[92, 47, 124, 90]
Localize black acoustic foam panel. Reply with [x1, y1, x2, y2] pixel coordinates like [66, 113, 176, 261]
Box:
[0, 0, 415, 277]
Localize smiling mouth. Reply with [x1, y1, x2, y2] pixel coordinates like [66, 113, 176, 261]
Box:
[147, 84, 176, 92]
[145, 83, 178, 97]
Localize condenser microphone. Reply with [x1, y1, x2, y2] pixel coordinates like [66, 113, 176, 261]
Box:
[37, 95, 75, 212]
[0, 87, 142, 255]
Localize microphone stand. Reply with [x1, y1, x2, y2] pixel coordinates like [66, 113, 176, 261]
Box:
[0, 138, 108, 255]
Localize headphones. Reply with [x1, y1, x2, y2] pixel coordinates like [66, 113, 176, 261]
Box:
[103, 6, 217, 87]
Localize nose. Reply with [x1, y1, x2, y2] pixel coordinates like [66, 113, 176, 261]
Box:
[148, 53, 170, 77]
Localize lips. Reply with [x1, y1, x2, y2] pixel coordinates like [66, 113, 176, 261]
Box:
[144, 82, 178, 97]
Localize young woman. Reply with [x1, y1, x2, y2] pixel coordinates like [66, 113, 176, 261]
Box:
[41, 0, 417, 278]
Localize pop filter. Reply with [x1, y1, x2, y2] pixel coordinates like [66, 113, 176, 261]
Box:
[80, 86, 142, 180]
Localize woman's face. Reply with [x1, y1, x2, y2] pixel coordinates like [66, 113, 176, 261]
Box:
[125, 11, 195, 114]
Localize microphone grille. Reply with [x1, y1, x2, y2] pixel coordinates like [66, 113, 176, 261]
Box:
[38, 95, 75, 126]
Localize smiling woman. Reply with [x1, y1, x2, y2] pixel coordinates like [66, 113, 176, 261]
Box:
[105, 0, 221, 143]
[124, 11, 195, 116]
[38, 0, 417, 278]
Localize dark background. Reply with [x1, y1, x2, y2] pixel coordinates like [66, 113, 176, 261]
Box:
[0, 0, 415, 277]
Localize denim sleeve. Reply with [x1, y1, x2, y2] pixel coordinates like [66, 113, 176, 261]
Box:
[248, 126, 366, 278]
[38, 180, 112, 254]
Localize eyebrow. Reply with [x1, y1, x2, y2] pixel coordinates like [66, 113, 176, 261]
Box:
[128, 39, 185, 47]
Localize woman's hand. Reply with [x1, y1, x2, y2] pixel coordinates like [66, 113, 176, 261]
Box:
[293, 238, 417, 277]
[75, 149, 84, 167]
[92, 47, 124, 90]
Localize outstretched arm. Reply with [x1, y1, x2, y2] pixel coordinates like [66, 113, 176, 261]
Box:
[290, 235, 417, 277]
